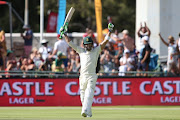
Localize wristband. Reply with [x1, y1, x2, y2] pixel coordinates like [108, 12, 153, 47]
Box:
[105, 35, 110, 41]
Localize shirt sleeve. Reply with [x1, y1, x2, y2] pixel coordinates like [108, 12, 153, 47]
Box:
[38, 47, 43, 53]
[145, 44, 152, 52]
[54, 42, 58, 51]
[96, 45, 101, 55]
[68, 41, 82, 53]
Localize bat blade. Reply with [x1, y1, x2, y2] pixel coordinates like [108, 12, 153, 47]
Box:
[64, 7, 75, 25]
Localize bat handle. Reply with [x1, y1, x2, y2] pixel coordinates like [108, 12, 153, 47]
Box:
[59, 23, 69, 39]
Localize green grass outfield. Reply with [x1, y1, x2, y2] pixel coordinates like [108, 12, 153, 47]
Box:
[0, 106, 180, 120]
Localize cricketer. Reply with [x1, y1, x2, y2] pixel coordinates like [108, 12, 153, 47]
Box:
[61, 23, 114, 117]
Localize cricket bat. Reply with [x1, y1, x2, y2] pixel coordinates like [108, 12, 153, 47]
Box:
[59, 7, 75, 38]
[64, 7, 75, 26]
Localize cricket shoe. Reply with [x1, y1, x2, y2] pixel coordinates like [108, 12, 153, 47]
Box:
[81, 110, 87, 117]
[81, 112, 87, 117]
[87, 115, 92, 117]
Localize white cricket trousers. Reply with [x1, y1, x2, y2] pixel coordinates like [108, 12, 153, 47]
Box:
[79, 74, 98, 116]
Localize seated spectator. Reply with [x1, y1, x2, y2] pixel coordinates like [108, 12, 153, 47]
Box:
[30, 48, 45, 71]
[6, 50, 17, 70]
[27, 58, 35, 71]
[159, 33, 178, 72]
[38, 39, 52, 70]
[120, 29, 135, 54]
[66, 60, 72, 74]
[102, 46, 114, 59]
[108, 41, 116, 57]
[5, 50, 17, 77]
[100, 52, 115, 75]
[137, 36, 152, 76]
[115, 43, 124, 59]
[20, 58, 28, 71]
[51, 51, 64, 72]
[38, 39, 52, 61]
[119, 49, 135, 76]
[70, 54, 81, 74]
[111, 58, 120, 76]
[20, 58, 28, 78]
[30, 47, 38, 60]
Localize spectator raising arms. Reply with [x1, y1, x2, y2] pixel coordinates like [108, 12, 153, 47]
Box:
[137, 22, 151, 51]
[159, 33, 178, 71]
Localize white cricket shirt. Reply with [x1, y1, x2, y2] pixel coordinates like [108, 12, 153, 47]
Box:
[68, 41, 101, 75]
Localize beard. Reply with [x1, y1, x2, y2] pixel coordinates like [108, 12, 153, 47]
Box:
[85, 47, 92, 51]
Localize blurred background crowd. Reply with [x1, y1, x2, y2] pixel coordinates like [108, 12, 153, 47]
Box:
[0, 22, 180, 78]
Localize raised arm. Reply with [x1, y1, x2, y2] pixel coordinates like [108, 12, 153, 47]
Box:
[137, 22, 142, 37]
[158, 33, 168, 46]
[64, 34, 72, 43]
[100, 23, 114, 50]
[144, 22, 151, 37]
[100, 32, 111, 50]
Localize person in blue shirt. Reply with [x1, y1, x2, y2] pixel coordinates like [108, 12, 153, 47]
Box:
[21, 25, 33, 57]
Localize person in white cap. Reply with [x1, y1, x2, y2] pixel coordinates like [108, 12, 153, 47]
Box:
[120, 29, 135, 54]
[137, 36, 152, 76]
[119, 49, 135, 76]
[39, 39, 52, 61]
[38, 39, 52, 70]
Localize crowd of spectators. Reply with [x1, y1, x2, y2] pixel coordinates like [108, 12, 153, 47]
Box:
[0, 23, 180, 78]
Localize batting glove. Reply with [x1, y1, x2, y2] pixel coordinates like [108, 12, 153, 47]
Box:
[59, 23, 68, 39]
[108, 23, 114, 32]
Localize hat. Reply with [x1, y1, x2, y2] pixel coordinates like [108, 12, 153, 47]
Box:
[7, 50, 13, 56]
[142, 36, 149, 42]
[57, 51, 63, 57]
[41, 39, 48, 44]
[83, 36, 93, 45]
[122, 30, 129, 35]
[23, 24, 30, 29]
[124, 49, 130, 54]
